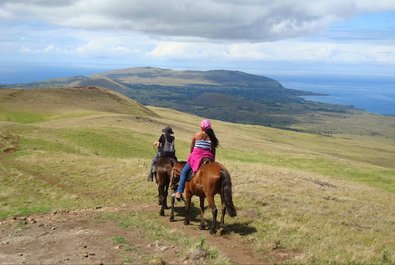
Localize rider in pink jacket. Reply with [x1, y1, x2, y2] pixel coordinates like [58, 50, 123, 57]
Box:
[175, 119, 219, 199]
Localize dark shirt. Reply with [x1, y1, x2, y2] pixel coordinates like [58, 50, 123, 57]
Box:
[158, 134, 175, 158]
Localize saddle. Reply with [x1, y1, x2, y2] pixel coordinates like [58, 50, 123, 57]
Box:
[186, 157, 213, 182]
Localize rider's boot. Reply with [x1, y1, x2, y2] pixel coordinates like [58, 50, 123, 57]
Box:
[147, 166, 154, 182]
[147, 164, 158, 182]
[147, 171, 153, 182]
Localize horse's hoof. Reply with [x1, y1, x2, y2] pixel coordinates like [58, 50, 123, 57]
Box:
[160, 211, 165, 216]
[199, 225, 206, 230]
[219, 228, 226, 235]
[169, 216, 175, 222]
[209, 228, 217, 235]
[184, 220, 190, 225]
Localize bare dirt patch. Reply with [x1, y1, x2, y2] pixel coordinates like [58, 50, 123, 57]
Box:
[0, 203, 295, 265]
[0, 206, 184, 265]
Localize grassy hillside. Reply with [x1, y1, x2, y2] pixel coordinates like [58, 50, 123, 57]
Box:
[0, 87, 394, 264]
[8, 67, 395, 138]
[96, 67, 283, 88]
[0, 87, 155, 123]
[4, 67, 339, 130]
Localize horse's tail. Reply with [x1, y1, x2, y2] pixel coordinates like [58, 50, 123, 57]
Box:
[220, 168, 237, 217]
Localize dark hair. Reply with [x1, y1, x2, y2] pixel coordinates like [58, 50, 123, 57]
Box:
[205, 128, 219, 148]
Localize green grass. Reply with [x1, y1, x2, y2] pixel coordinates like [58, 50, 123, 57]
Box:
[221, 162, 395, 264]
[1, 89, 394, 264]
[0, 154, 98, 219]
[60, 127, 153, 158]
[0, 110, 49, 124]
[220, 147, 395, 193]
[0, 109, 96, 124]
[19, 136, 80, 154]
[112, 236, 128, 245]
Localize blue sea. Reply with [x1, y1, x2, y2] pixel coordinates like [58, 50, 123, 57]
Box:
[1, 64, 394, 116]
[273, 75, 395, 116]
[0, 63, 111, 84]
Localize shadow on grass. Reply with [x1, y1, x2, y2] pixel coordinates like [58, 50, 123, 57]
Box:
[170, 202, 201, 222]
[221, 221, 257, 236]
[203, 218, 257, 236]
[169, 203, 257, 236]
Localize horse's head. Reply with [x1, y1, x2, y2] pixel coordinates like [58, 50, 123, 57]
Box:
[170, 161, 186, 190]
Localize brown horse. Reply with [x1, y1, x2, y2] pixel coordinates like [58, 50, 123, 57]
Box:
[170, 161, 237, 234]
[155, 157, 177, 216]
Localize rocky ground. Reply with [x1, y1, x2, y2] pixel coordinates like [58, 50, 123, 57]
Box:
[0, 204, 289, 265]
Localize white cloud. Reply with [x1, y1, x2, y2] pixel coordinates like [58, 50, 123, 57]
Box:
[1, 0, 394, 71]
[19, 46, 33, 53]
[18, 44, 69, 55]
[149, 42, 187, 58]
[1, 0, 394, 41]
[227, 44, 266, 60]
[148, 40, 395, 64]
[355, 0, 395, 12]
[74, 40, 140, 57]
[0, 6, 13, 20]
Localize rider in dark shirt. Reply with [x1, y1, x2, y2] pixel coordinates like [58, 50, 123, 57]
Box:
[147, 127, 177, 182]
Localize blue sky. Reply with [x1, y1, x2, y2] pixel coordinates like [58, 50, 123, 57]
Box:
[0, 0, 395, 82]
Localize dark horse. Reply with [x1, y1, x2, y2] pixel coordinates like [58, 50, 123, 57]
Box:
[170, 161, 237, 234]
[155, 157, 177, 216]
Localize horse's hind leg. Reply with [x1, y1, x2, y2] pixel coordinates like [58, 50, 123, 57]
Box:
[158, 186, 165, 216]
[158, 186, 162, 206]
[207, 195, 218, 234]
[199, 197, 206, 230]
[184, 195, 191, 225]
[220, 195, 226, 228]
[169, 195, 175, 222]
[160, 203, 165, 216]
[164, 184, 169, 209]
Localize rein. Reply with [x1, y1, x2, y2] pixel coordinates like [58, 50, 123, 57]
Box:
[171, 167, 182, 177]
[170, 167, 180, 188]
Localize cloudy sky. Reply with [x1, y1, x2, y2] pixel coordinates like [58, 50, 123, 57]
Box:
[1, 0, 395, 81]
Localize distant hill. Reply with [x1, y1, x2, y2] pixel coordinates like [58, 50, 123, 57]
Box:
[0, 87, 155, 123]
[67, 76, 130, 93]
[6, 67, 284, 89]
[0, 67, 377, 134]
[96, 67, 283, 88]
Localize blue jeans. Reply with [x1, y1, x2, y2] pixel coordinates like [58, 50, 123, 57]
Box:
[177, 162, 192, 193]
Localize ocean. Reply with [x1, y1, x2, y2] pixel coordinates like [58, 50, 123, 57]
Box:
[1, 64, 394, 116]
[273, 75, 395, 116]
[0, 63, 111, 84]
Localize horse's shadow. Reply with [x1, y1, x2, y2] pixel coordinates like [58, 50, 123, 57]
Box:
[170, 203, 257, 236]
[217, 220, 257, 236]
[170, 202, 200, 222]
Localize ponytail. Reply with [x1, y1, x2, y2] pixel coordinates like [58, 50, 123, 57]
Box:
[205, 128, 219, 148]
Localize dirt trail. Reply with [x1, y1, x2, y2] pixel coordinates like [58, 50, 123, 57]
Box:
[0, 204, 289, 264]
